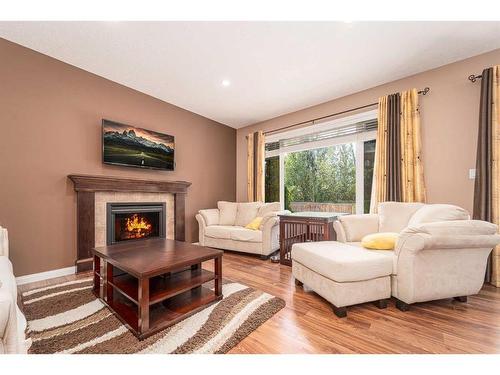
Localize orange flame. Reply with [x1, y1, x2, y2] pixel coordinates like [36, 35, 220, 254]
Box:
[125, 214, 152, 238]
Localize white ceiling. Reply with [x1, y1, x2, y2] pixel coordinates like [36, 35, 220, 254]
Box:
[1, 21, 500, 128]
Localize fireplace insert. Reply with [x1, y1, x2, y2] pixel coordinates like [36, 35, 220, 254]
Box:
[106, 202, 166, 245]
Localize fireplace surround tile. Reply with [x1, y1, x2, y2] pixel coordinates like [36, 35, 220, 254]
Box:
[95, 192, 175, 247]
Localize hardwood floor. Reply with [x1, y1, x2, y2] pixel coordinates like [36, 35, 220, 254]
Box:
[19, 251, 500, 354]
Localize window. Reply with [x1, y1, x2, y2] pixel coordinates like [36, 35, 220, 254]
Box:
[264, 110, 376, 214]
[284, 143, 356, 213]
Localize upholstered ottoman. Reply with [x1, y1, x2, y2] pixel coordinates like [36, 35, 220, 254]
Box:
[291, 241, 393, 317]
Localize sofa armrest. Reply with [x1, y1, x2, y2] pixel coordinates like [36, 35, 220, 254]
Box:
[0, 227, 8, 258]
[262, 216, 279, 231]
[259, 210, 291, 229]
[0, 288, 18, 354]
[261, 216, 280, 255]
[396, 220, 500, 255]
[275, 210, 292, 216]
[195, 214, 207, 246]
[198, 209, 219, 226]
[195, 213, 207, 228]
[406, 220, 498, 236]
[335, 214, 379, 242]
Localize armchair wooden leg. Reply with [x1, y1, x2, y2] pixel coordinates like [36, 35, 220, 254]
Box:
[294, 278, 303, 287]
[396, 299, 410, 312]
[332, 304, 347, 318]
[374, 299, 388, 309]
[454, 296, 467, 303]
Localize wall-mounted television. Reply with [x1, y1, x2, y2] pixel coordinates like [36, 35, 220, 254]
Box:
[102, 119, 175, 171]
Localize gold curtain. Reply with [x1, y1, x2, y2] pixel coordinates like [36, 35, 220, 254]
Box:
[370, 88, 426, 213]
[247, 130, 265, 202]
[400, 88, 427, 203]
[492, 66, 500, 287]
[370, 96, 388, 213]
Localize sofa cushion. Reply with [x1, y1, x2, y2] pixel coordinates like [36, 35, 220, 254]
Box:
[235, 202, 262, 227]
[257, 202, 280, 217]
[291, 241, 393, 282]
[229, 227, 263, 242]
[342, 242, 399, 275]
[338, 214, 379, 242]
[199, 209, 219, 226]
[217, 201, 238, 225]
[205, 225, 234, 240]
[407, 204, 470, 227]
[205, 225, 263, 243]
[378, 202, 425, 233]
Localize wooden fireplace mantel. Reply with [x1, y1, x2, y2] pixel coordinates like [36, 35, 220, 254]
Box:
[68, 174, 192, 273]
[68, 174, 191, 193]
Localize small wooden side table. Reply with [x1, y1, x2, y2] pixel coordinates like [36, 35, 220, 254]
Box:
[278, 211, 346, 266]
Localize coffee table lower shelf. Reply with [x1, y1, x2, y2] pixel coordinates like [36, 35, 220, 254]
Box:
[93, 264, 223, 339]
[97, 285, 222, 339]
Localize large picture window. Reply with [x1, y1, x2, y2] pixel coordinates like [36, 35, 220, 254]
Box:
[264, 110, 377, 215]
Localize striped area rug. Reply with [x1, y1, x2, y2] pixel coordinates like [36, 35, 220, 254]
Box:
[22, 277, 285, 354]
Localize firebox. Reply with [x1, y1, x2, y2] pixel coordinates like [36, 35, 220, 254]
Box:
[106, 202, 166, 245]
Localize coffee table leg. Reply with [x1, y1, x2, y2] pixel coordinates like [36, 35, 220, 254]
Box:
[105, 262, 113, 302]
[215, 256, 222, 297]
[191, 263, 201, 271]
[93, 255, 100, 297]
[139, 278, 150, 334]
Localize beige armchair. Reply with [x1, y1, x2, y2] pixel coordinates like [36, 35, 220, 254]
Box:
[333, 202, 500, 310]
[196, 201, 290, 258]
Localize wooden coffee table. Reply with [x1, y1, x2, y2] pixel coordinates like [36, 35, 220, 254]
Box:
[91, 239, 223, 340]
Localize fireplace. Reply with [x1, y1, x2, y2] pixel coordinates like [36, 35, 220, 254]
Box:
[106, 202, 166, 245]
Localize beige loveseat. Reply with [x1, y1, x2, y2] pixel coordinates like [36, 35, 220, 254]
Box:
[196, 201, 289, 258]
[292, 202, 500, 317]
[0, 226, 31, 354]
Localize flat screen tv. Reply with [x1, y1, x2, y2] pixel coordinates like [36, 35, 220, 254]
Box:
[102, 119, 175, 171]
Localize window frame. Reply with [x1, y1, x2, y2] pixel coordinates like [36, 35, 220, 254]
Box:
[264, 110, 377, 214]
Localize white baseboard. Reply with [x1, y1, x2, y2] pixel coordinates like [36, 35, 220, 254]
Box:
[16, 266, 76, 286]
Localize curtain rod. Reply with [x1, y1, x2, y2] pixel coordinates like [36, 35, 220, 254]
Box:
[263, 87, 430, 136]
[468, 74, 483, 83]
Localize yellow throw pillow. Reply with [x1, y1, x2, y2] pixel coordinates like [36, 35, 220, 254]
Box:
[361, 232, 399, 250]
[245, 217, 263, 230]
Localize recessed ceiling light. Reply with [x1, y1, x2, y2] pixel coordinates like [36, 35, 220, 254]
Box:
[221, 79, 231, 87]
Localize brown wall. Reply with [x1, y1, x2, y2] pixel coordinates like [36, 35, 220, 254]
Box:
[237, 48, 500, 214]
[0, 38, 236, 276]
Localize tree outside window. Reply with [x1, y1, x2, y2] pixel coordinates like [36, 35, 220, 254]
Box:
[283, 143, 356, 213]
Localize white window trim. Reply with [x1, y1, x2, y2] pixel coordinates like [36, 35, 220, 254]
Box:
[265, 109, 377, 145]
[264, 110, 377, 214]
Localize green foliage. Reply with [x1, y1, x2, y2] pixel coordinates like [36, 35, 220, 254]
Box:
[264, 156, 280, 203]
[284, 144, 356, 207]
[363, 140, 376, 213]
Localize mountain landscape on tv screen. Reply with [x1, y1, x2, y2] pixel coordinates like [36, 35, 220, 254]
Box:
[103, 124, 174, 170]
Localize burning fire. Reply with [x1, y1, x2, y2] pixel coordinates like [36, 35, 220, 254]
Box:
[125, 214, 152, 239]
